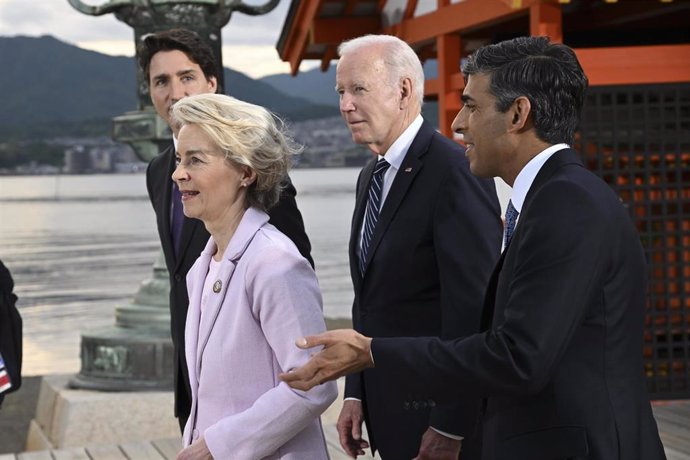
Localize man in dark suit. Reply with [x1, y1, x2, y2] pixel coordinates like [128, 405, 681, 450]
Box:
[334, 35, 502, 459]
[282, 36, 667, 460]
[137, 29, 313, 432]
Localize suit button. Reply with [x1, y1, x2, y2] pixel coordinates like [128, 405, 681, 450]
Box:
[428, 399, 436, 408]
[421, 401, 428, 409]
[175, 274, 183, 282]
[412, 401, 420, 410]
[403, 401, 411, 411]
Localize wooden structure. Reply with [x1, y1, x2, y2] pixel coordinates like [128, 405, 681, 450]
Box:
[277, 0, 690, 399]
[277, 0, 689, 136]
[3, 404, 690, 458]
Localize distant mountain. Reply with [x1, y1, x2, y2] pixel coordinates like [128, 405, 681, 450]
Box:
[261, 66, 338, 107]
[0, 35, 335, 141]
[261, 60, 442, 127]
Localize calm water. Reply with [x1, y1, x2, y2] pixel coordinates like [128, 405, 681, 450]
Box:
[0, 168, 359, 375]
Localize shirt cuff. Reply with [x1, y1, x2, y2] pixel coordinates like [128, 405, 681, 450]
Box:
[430, 426, 464, 441]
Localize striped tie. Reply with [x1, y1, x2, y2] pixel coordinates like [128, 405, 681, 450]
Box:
[360, 158, 390, 275]
[504, 199, 519, 248]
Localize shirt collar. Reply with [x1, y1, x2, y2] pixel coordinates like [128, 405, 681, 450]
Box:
[511, 143, 569, 212]
[378, 114, 423, 169]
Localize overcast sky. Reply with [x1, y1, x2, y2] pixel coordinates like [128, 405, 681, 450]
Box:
[0, 0, 320, 78]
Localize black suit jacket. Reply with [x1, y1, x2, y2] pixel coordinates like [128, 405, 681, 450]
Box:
[146, 144, 313, 430]
[346, 121, 502, 458]
[0, 260, 21, 409]
[373, 149, 666, 460]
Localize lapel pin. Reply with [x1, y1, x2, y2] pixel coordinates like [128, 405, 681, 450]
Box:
[404, 167, 412, 173]
[213, 280, 222, 293]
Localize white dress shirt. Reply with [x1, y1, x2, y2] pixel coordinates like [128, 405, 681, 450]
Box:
[503, 143, 570, 251]
[358, 114, 424, 252]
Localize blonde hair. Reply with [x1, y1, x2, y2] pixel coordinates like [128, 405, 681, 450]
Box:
[171, 93, 302, 211]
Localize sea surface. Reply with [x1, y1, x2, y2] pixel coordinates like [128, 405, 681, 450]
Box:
[0, 168, 360, 375]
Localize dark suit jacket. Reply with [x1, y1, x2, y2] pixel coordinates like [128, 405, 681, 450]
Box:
[372, 149, 666, 460]
[146, 144, 313, 431]
[0, 260, 21, 409]
[346, 121, 502, 458]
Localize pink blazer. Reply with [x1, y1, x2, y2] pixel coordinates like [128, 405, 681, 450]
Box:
[183, 207, 337, 459]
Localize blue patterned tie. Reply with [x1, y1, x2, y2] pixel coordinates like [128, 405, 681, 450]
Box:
[171, 182, 184, 256]
[360, 158, 390, 275]
[504, 199, 519, 248]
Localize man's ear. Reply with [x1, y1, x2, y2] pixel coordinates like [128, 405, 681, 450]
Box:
[399, 77, 413, 110]
[508, 96, 531, 133]
[208, 76, 218, 94]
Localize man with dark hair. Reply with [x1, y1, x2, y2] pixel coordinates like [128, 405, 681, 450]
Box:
[0, 260, 21, 410]
[282, 36, 667, 460]
[138, 28, 313, 432]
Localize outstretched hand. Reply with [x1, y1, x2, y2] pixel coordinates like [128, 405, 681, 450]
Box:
[279, 329, 374, 391]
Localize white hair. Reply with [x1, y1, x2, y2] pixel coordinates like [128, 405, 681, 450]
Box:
[338, 34, 424, 109]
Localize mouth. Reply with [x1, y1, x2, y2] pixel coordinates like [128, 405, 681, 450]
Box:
[463, 139, 474, 154]
[179, 190, 199, 201]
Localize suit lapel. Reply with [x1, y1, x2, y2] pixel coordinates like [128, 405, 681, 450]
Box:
[193, 208, 269, 374]
[349, 158, 376, 289]
[175, 218, 203, 271]
[521, 148, 583, 221]
[194, 258, 236, 376]
[157, 146, 177, 261]
[163, 141, 206, 272]
[361, 121, 432, 272]
[482, 148, 583, 328]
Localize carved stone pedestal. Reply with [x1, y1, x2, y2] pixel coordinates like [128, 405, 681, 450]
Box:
[69, 252, 174, 391]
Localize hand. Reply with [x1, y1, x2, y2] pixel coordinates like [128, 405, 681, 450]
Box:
[413, 428, 461, 460]
[176, 436, 213, 460]
[337, 400, 370, 458]
[279, 329, 374, 391]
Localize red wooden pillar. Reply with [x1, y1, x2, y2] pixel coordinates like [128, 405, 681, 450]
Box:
[436, 32, 462, 137]
[530, 1, 562, 42]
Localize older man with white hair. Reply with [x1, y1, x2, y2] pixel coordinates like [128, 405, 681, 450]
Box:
[333, 34, 502, 460]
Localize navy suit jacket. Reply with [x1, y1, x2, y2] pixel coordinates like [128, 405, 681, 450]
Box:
[146, 144, 313, 430]
[346, 121, 502, 458]
[372, 149, 666, 460]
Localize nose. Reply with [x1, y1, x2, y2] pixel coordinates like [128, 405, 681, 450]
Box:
[170, 79, 187, 102]
[451, 107, 467, 135]
[171, 161, 188, 184]
[339, 93, 355, 113]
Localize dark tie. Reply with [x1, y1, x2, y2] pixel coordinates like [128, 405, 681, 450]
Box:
[360, 158, 390, 275]
[504, 199, 519, 248]
[171, 182, 184, 256]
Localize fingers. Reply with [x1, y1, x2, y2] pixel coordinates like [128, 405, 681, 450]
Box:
[295, 330, 342, 349]
[279, 366, 321, 391]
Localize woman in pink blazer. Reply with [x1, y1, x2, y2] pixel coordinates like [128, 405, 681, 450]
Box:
[170, 93, 337, 460]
